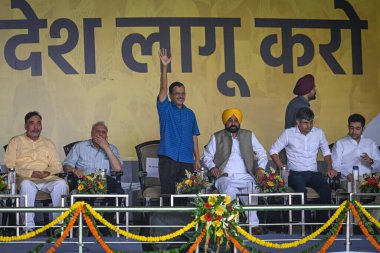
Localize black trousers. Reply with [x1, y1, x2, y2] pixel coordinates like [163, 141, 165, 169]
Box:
[158, 155, 194, 206]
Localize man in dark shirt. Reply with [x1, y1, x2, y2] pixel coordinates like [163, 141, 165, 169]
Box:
[284, 74, 316, 129]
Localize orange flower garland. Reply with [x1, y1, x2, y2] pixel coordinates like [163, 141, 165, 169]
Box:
[230, 235, 249, 253]
[187, 227, 206, 253]
[317, 217, 345, 253]
[349, 203, 380, 252]
[46, 205, 82, 253]
[83, 212, 113, 253]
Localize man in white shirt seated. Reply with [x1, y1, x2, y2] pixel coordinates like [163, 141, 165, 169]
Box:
[332, 113, 380, 220]
[332, 113, 380, 189]
[270, 107, 337, 223]
[202, 108, 268, 235]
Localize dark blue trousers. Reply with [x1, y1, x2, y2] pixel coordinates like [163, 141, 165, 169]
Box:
[158, 155, 194, 206]
[289, 171, 331, 223]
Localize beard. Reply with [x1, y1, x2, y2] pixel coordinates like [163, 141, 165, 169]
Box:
[309, 92, 316, 101]
[349, 133, 361, 140]
[225, 124, 240, 133]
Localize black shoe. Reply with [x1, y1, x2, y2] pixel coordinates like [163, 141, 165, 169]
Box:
[99, 227, 112, 237]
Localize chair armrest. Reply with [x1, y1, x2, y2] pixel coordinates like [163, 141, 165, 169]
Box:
[138, 171, 147, 190]
[58, 172, 68, 179]
[111, 171, 123, 184]
[328, 172, 341, 190]
[111, 171, 123, 177]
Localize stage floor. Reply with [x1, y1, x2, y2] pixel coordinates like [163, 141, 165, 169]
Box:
[0, 234, 376, 253]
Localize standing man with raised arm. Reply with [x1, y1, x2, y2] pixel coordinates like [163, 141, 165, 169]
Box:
[157, 48, 201, 205]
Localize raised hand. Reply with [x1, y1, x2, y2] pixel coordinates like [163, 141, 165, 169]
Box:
[159, 48, 171, 66]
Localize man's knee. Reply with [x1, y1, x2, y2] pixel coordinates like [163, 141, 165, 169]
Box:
[289, 183, 306, 193]
[20, 180, 36, 191]
[55, 179, 68, 190]
[108, 186, 125, 195]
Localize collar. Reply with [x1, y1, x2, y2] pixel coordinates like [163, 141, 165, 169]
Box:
[87, 139, 99, 149]
[347, 134, 363, 144]
[297, 96, 310, 105]
[294, 126, 315, 135]
[223, 129, 240, 139]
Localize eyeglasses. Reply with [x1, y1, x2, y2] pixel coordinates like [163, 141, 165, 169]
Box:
[173, 92, 186, 96]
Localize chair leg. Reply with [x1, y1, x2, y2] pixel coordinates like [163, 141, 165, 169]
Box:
[43, 200, 51, 236]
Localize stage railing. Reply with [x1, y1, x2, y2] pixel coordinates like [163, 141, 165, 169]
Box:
[0, 201, 379, 253]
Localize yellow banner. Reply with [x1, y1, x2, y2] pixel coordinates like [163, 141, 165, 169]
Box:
[0, 0, 378, 160]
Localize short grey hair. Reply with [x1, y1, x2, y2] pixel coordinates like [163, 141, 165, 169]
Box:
[91, 121, 108, 132]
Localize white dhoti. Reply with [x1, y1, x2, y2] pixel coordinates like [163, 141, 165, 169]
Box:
[215, 173, 259, 227]
[19, 179, 68, 229]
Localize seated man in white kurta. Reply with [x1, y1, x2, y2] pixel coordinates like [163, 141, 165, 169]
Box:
[202, 108, 268, 235]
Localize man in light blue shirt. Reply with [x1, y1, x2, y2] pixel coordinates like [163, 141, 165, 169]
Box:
[270, 107, 337, 223]
[63, 121, 124, 236]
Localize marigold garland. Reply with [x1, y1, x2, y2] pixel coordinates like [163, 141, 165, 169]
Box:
[0, 201, 85, 242]
[317, 216, 345, 253]
[350, 203, 380, 251]
[84, 203, 197, 242]
[83, 211, 113, 253]
[229, 235, 249, 253]
[355, 201, 380, 229]
[236, 200, 348, 249]
[3, 198, 380, 253]
[186, 227, 206, 253]
[45, 205, 82, 253]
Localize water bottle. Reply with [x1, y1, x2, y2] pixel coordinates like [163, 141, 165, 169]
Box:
[8, 168, 16, 195]
[99, 168, 106, 179]
[352, 166, 359, 193]
[198, 167, 205, 180]
[197, 168, 205, 194]
[199, 167, 211, 194]
[280, 166, 289, 187]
